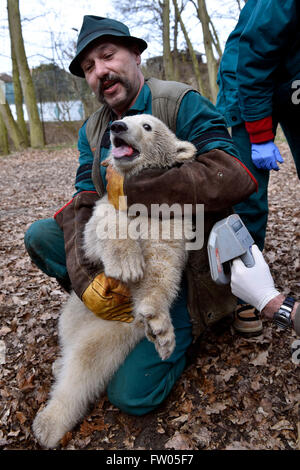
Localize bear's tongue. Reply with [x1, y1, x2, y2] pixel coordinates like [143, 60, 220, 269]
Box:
[112, 145, 134, 159]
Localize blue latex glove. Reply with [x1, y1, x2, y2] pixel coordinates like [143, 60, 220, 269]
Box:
[251, 141, 284, 171]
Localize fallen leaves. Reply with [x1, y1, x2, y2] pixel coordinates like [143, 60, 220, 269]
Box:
[0, 340, 6, 364]
[165, 432, 195, 450]
[0, 141, 299, 450]
[250, 350, 269, 366]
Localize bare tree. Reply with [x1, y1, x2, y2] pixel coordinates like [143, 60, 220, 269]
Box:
[162, 0, 175, 80]
[53, 35, 99, 119]
[7, 0, 44, 148]
[236, 0, 247, 11]
[172, 0, 206, 95]
[208, 16, 222, 59]
[190, 0, 220, 103]
[0, 101, 27, 151]
[10, 40, 29, 146]
[172, 0, 181, 81]
[0, 112, 9, 155]
[113, 0, 180, 80]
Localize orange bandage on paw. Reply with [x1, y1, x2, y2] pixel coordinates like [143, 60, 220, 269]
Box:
[102, 162, 127, 211]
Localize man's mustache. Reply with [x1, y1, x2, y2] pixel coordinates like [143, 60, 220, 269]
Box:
[97, 74, 124, 97]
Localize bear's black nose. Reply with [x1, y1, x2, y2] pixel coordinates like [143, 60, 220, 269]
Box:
[111, 121, 128, 133]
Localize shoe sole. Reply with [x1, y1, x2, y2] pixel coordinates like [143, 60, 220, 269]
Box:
[233, 320, 263, 337]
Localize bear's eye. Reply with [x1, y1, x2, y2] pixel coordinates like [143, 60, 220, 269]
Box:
[143, 123, 152, 131]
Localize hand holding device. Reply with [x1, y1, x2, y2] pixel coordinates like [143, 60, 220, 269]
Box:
[230, 244, 280, 311]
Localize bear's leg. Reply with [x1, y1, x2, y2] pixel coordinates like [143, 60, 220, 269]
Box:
[133, 240, 186, 360]
[107, 279, 193, 415]
[33, 301, 144, 448]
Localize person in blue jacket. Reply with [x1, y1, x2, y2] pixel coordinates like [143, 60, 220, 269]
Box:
[217, 0, 300, 336]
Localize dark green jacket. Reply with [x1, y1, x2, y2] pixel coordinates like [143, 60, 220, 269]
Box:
[217, 0, 300, 124]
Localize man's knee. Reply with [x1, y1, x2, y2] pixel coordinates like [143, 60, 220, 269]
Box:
[25, 218, 63, 251]
[106, 353, 187, 416]
[107, 389, 152, 416]
[24, 218, 67, 280]
[25, 219, 49, 253]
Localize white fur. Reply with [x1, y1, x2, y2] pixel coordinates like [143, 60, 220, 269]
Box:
[33, 114, 196, 448]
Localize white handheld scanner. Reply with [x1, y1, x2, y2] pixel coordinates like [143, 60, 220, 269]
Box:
[208, 214, 255, 285]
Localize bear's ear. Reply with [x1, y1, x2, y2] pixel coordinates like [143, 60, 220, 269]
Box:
[174, 140, 196, 162]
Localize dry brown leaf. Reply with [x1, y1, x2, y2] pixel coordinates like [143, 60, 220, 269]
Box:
[205, 402, 227, 415]
[15, 411, 27, 424]
[0, 326, 12, 336]
[165, 432, 194, 450]
[60, 432, 73, 447]
[271, 420, 294, 431]
[250, 350, 268, 366]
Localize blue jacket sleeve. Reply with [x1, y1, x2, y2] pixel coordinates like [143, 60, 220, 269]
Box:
[216, 0, 258, 127]
[176, 91, 240, 159]
[237, 0, 298, 121]
[73, 121, 97, 195]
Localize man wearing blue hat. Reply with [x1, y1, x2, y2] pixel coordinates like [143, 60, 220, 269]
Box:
[25, 16, 258, 416]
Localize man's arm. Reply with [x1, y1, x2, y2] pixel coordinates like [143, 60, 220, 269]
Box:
[235, 0, 297, 169]
[54, 122, 101, 299]
[237, 0, 297, 123]
[73, 121, 97, 194]
[231, 245, 300, 336]
[216, 0, 258, 128]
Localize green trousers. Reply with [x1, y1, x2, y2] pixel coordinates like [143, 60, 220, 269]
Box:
[24, 218, 193, 415]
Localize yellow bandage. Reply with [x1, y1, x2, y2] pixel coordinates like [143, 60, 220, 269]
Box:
[102, 163, 127, 211]
[82, 273, 134, 323]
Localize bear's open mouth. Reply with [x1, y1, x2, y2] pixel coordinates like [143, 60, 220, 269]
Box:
[112, 137, 140, 160]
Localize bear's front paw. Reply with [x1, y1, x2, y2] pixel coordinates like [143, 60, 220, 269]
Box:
[105, 253, 145, 284]
[148, 318, 176, 361]
[154, 328, 176, 361]
[138, 305, 176, 361]
[32, 404, 69, 449]
[121, 253, 145, 283]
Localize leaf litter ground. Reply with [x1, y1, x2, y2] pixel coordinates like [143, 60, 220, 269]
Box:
[0, 138, 299, 450]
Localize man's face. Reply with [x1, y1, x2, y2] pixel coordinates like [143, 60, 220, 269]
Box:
[80, 40, 143, 116]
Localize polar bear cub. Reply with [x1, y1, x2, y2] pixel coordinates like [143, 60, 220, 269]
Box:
[32, 114, 196, 449]
[84, 114, 197, 359]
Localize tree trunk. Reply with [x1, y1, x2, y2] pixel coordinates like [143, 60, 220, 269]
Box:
[173, 1, 181, 82]
[0, 103, 26, 151]
[172, 0, 206, 96]
[7, 0, 44, 148]
[196, 0, 219, 103]
[10, 40, 29, 146]
[209, 18, 222, 59]
[0, 112, 10, 155]
[162, 0, 174, 80]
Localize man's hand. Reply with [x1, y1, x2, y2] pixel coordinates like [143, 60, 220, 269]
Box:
[251, 141, 284, 171]
[82, 272, 134, 322]
[102, 161, 127, 210]
[230, 244, 280, 312]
